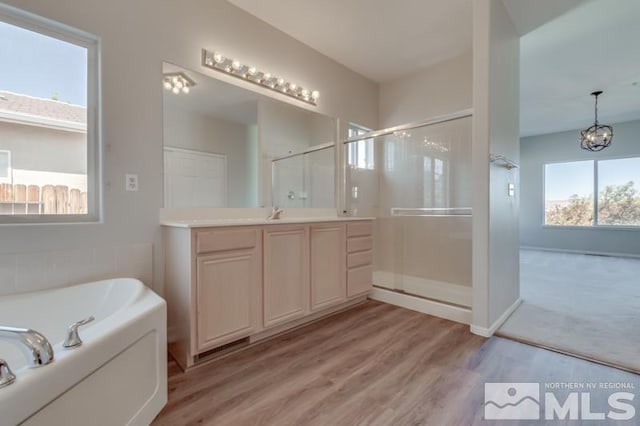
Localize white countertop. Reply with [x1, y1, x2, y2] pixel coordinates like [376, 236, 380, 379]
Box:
[160, 216, 375, 228]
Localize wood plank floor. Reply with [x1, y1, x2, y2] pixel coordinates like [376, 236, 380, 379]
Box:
[152, 301, 640, 426]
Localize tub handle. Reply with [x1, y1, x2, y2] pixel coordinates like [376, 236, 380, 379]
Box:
[63, 316, 95, 349]
[0, 359, 16, 388]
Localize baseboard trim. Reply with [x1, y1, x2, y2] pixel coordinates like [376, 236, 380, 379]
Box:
[521, 246, 640, 259]
[369, 287, 471, 324]
[470, 298, 522, 337]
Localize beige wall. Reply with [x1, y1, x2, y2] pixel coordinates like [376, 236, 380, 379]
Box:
[378, 52, 473, 128]
[0, 0, 378, 296]
[0, 122, 86, 174]
[163, 107, 258, 207]
[472, 0, 520, 331]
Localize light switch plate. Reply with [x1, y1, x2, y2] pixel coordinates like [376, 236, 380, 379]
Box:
[508, 183, 515, 197]
[125, 174, 139, 192]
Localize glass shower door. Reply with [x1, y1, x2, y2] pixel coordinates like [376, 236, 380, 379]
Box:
[344, 115, 472, 307]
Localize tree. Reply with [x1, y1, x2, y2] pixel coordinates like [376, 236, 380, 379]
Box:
[546, 181, 640, 226]
[546, 194, 593, 226]
[598, 181, 640, 226]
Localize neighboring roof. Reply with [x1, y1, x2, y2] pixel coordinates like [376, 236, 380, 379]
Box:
[0, 90, 86, 132]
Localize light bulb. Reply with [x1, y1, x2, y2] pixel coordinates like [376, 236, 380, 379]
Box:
[182, 86, 190, 94]
[277, 78, 285, 86]
[289, 83, 297, 91]
[311, 90, 320, 100]
[301, 89, 309, 98]
[172, 87, 180, 94]
[232, 60, 241, 70]
[263, 73, 271, 81]
[172, 76, 179, 83]
[248, 67, 257, 76]
[163, 81, 172, 90]
[175, 80, 184, 89]
[213, 53, 224, 63]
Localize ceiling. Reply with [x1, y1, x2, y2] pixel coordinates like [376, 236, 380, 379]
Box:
[519, 0, 640, 136]
[227, 0, 472, 83]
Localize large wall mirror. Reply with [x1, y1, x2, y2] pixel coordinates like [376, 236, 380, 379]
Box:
[162, 62, 336, 209]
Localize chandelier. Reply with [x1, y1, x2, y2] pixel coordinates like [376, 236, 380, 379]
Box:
[580, 90, 613, 151]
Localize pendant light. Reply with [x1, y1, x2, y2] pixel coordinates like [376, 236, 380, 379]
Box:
[580, 90, 613, 151]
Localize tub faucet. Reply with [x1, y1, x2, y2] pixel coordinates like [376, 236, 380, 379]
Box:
[0, 326, 54, 367]
[267, 206, 283, 220]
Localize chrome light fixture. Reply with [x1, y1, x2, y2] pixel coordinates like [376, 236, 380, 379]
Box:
[202, 49, 319, 106]
[580, 90, 613, 151]
[163, 72, 196, 95]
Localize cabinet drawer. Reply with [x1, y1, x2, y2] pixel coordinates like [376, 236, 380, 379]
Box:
[347, 250, 372, 268]
[347, 236, 373, 253]
[196, 228, 258, 254]
[347, 221, 372, 237]
[347, 265, 373, 297]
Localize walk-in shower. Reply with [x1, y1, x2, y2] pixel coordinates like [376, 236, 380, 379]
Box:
[344, 111, 473, 307]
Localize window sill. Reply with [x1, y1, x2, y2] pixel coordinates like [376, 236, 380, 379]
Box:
[541, 224, 640, 232]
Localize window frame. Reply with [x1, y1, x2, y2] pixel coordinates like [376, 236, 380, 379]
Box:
[0, 3, 101, 224]
[542, 156, 640, 231]
[346, 124, 374, 170]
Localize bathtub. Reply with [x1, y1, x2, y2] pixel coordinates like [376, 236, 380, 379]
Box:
[0, 278, 167, 425]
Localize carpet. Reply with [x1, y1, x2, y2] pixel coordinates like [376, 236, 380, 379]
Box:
[498, 249, 640, 373]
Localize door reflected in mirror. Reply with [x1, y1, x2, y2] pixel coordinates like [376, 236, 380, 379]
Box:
[162, 62, 337, 209]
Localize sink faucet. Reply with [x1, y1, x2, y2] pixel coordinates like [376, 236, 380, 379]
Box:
[0, 326, 54, 367]
[267, 206, 283, 220]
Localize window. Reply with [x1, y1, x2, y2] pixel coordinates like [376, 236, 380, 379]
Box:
[0, 150, 10, 183]
[544, 157, 640, 227]
[347, 124, 374, 170]
[0, 4, 100, 222]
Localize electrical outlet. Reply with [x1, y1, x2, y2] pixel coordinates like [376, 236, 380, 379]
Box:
[125, 174, 139, 192]
[508, 183, 515, 197]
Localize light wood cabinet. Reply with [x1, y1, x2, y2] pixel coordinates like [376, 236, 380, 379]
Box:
[163, 219, 373, 370]
[196, 249, 259, 351]
[263, 226, 309, 327]
[310, 223, 346, 311]
[346, 222, 374, 297]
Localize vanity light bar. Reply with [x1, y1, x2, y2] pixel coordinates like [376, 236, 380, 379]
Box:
[202, 49, 319, 106]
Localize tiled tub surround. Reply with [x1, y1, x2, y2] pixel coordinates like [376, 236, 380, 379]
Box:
[0, 278, 167, 425]
[0, 243, 153, 296]
[162, 214, 374, 369]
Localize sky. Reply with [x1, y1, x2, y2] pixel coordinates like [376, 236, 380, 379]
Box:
[545, 158, 640, 200]
[0, 21, 87, 106]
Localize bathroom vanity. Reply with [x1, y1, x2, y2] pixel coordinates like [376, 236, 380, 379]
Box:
[162, 217, 374, 369]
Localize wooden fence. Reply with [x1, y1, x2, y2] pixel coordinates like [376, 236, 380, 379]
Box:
[0, 183, 87, 215]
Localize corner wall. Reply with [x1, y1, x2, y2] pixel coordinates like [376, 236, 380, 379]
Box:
[521, 119, 640, 256]
[378, 52, 473, 128]
[472, 0, 521, 334]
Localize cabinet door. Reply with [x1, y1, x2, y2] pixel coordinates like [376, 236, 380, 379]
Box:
[263, 226, 309, 328]
[196, 249, 259, 351]
[310, 223, 346, 311]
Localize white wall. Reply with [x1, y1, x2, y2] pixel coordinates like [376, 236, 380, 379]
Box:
[378, 52, 472, 128]
[472, 0, 521, 332]
[163, 107, 257, 207]
[0, 0, 378, 296]
[521, 119, 640, 256]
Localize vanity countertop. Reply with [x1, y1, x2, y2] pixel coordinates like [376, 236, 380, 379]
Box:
[161, 216, 375, 228]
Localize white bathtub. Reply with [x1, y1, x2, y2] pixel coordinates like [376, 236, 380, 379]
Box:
[0, 278, 167, 426]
